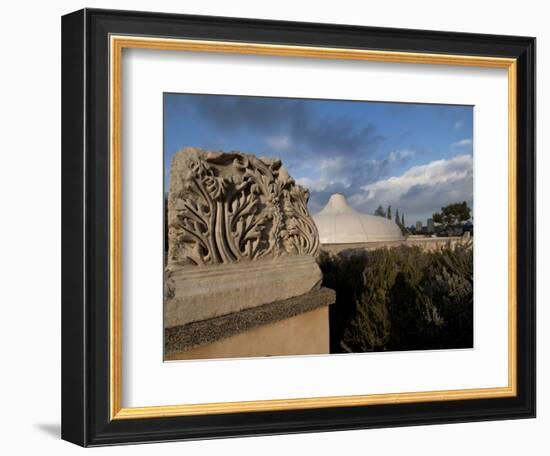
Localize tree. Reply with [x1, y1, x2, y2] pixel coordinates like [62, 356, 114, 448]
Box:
[387, 205, 392, 220]
[395, 208, 400, 225]
[432, 201, 472, 232]
[401, 213, 405, 226]
[374, 205, 386, 218]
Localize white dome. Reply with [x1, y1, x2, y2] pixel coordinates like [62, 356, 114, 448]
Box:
[313, 193, 404, 244]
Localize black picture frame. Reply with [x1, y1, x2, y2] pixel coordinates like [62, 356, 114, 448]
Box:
[62, 8, 536, 447]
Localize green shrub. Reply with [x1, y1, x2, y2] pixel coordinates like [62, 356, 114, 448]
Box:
[318, 243, 473, 353]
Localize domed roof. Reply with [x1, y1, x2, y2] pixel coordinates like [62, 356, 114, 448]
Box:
[312, 193, 404, 244]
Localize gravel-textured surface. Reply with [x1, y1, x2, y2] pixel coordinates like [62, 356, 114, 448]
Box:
[165, 287, 335, 354]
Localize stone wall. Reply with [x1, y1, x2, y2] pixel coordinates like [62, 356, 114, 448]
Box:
[165, 306, 330, 361]
[320, 236, 470, 254]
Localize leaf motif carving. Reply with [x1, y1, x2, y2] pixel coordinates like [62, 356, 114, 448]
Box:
[167, 148, 320, 269]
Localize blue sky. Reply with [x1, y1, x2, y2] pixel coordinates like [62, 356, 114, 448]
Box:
[164, 93, 473, 224]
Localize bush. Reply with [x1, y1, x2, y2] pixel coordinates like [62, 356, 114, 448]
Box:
[318, 243, 473, 353]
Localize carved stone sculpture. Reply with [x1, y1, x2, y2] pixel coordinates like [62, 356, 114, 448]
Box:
[165, 148, 324, 328]
[166, 147, 319, 269]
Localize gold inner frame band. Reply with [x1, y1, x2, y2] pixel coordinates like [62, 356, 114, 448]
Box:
[109, 35, 517, 420]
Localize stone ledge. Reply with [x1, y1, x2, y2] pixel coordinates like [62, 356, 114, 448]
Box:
[165, 287, 335, 355]
[165, 255, 322, 328]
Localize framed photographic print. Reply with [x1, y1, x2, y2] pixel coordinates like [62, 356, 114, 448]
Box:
[61, 8, 536, 446]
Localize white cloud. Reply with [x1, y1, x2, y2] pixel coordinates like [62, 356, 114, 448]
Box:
[297, 175, 351, 192]
[452, 138, 473, 147]
[317, 156, 347, 174]
[349, 154, 473, 222]
[454, 121, 463, 129]
[388, 149, 415, 161]
[296, 150, 417, 203]
[296, 157, 352, 191]
[265, 134, 292, 152]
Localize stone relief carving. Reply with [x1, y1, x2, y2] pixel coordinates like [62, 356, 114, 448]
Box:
[167, 148, 320, 269]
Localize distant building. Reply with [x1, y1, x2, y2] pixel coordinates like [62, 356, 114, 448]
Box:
[427, 218, 434, 233]
[313, 193, 403, 244]
[311, 194, 470, 253]
[462, 221, 474, 236]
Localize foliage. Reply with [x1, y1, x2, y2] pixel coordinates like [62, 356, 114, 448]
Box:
[387, 205, 392, 220]
[374, 205, 386, 218]
[318, 243, 473, 353]
[432, 201, 472, 231]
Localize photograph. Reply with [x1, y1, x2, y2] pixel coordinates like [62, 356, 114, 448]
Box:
[163, 93, 475, 360]
[58, 6, 536, 447]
